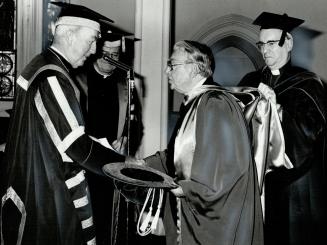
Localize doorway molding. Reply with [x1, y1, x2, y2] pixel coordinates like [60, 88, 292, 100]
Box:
[191, 13, 265, 69]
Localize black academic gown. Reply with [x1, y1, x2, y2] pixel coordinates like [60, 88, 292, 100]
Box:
[76, 62, 143, 245]
[82, 65, 122, 245]
[145, 77, 264, 245]
[77, 61, 143, 155]
[0, 48, 125, 245]
[239, 62, 327, 245]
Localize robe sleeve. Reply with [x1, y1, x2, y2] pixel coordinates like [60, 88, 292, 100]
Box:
[177, 92, 252, 214]
[267, 79, 327, 183]
[35, 71, 125, 176]
[280, 79, 326, 171]
[281, 80, 325, 144]
[144, 150, 169, 174]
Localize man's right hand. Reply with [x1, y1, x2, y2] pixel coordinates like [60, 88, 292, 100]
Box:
[124, 156, 146, 166]
[258, 82, 277, 104]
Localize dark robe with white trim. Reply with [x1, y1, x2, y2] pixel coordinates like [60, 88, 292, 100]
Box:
[239, 62, 327, 245]
[145, 78, 264, 245]
[0, 48, 125, 245]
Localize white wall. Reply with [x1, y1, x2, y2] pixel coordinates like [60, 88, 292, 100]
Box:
[80, 0, 135, 33]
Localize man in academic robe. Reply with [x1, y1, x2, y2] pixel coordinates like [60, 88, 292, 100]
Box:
[0, 3, 127, 245]
[133, 40, 264, 245]
[239, 12, 327, 245]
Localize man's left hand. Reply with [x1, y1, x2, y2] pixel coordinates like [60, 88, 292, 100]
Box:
[170, 185, 185, 197]
[125, 156, 146, 166]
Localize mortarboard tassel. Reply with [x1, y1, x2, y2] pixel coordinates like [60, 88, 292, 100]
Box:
[122, 36, 126, 53]
[137, 188, 164, 236]
[278, 30, 287, 46]
[150, 189, 164, 230]
[140, 207, 153, 232]
[138, 188, 155, 235]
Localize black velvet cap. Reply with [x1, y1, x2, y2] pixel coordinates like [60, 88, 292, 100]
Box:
[103, 162, 178, 189]
[51, 1, 114, 24]
[103, 162, 173, 205]
[253, 12, 304, 32]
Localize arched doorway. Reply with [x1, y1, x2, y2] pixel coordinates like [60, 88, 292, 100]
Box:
[191, 14, 265, 86]
[211, 35, 263, 86]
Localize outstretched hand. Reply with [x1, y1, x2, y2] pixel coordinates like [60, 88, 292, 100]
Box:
[258, 82, 283, 120]
[124, 156, 146, 166]
[112, 136, 127, 154]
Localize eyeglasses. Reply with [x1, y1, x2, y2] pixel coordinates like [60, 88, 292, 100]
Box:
[256, 40, 280, 50]
[166, 59, 194, 71]
[102, 51, 119, 60]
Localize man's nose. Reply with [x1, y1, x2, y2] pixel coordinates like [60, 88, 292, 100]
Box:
[261, 45, 268, 55]
[261, 43, 269, 54]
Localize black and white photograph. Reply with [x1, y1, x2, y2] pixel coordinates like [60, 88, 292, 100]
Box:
[0, 0, 327, 244]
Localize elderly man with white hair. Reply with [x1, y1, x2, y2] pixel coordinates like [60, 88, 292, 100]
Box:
[0, 3, 127, 245]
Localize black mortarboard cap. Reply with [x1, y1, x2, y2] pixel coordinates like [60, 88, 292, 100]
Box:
[103, 163, 178, 190]
[102, 161, 177, 211]
[253, 12, 304, 46]
[51, 1, 114, 32]
[101, 24, 135, 52]
[101, 23, 133, 38]
[253, 12, 304, 32]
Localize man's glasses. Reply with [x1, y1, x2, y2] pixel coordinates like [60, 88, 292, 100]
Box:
[256, 40, 280, 50]
[166, 59, 194, 71]
[102, 52, 119, 60]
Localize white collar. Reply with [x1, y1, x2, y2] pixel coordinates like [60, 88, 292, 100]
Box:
[271, 69, 280, 75]
[93, 63, 112, 78]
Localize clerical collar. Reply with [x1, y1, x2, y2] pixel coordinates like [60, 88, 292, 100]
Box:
[268, 59, 292, 76]
[271, 69, 280, 75]
[93, 62, 113, 78]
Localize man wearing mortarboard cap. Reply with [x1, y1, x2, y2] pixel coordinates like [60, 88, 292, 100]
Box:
[0, 2, 129, 245]
[239, 11, 327, 245]
[75, 28, 143, 245]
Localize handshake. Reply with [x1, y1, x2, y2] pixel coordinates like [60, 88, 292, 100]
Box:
[124, 155, 146, 166]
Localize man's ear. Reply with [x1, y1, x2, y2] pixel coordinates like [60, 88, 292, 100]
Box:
[50, 21, 56, 36]
[285, 33, 293, 52]
[191, 64, 199, 78]
[66, 30, 74, 45]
